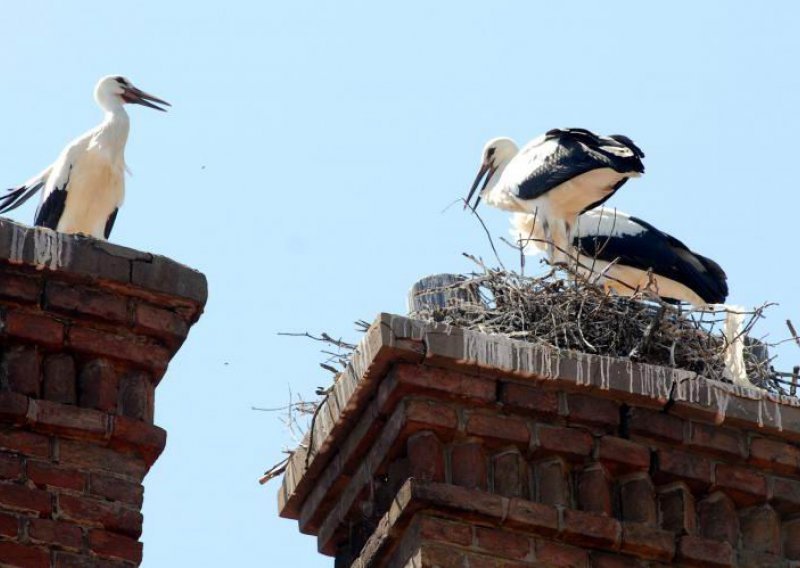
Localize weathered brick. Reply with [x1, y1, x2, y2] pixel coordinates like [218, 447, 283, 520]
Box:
[628, 408, 684, 444]
[2, 310, 64, 348]
[740, 505, 780, 556]
[131, 255, 208, 304]
[110, 416, 167, 466]
[28, 399, 109, 441]
[0, 272, 41, 303]
[407, 431, 445, 482]
[686, 422, 745, 459]
[713, 464, 767, 506]
[474, 526, 531, 560]
[405, 399, 458, 433]
[677, 535, 734, 567]
[534, 540, 588, 568]
[466, 412, 529, 446]
[118, 371, 154, 422]
[0, 483, 51, 515]
[0, 510, 19, 537]
[784, 517, 800, 560]
[698, 493, 739, 545]
[561, 509, 621, 549]
[566, 394, 619, 429]
[592, 553, 639, 568]
[0, 392, 30, 425]
[577, 464, 611, 516]
[749, 437, 800, 475]
[42, 354, 76, 404]
[654, 447, 712, 491]
[58, 494, 142, 537]
[396, 364, 497, 403]
[419, 544, 465, 568]
[58, 439, 146, 480]
[0, 451, 23, 480]
[500, 383, 559, 417]
[89, 529, 143, 563]
[3, 346, 41, 397]
[658, 482, 696, 535]
[28, 518, 83, 550]
[89, 473, 143, 507]
[596, 436, 650, 475]
[416, 515, 472, 547]
[771, 476, 800, 514]
[621, 522, 675, 561]
[134, 302, 189, 343]
[27, 460, 85, 491]
[505, 499, 558, 536]
[450, 441, 487, 490]
[535, 458, 569, 507]
[533, 425, 592, 460]
[492, 449, 527, 498]
[67, 326, 169, 373]
[78, 359, 119, 412]
[44, 281, 129, 323]
[0, 541, 49, 568]
[54, 551, 130, 568]
[620, 474, 657, 525]
[0, 428, 50, 458]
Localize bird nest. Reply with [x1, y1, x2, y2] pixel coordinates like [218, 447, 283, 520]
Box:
[409, 262, 781, 392]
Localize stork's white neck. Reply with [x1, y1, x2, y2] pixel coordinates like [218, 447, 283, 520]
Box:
[90, 106, 130, 162]
[483, 155, 524, 212]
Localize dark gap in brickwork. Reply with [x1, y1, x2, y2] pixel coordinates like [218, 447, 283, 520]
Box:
[619, 403, 631, 439]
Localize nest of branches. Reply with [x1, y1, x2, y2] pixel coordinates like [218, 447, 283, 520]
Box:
[410, 258, 781, 392]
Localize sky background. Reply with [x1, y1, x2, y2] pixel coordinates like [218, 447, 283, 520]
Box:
[2, 1, 799, 566]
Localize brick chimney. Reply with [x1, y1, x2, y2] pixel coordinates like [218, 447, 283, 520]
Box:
[278, 313, 800, 567]
[0, 219, 206, 567]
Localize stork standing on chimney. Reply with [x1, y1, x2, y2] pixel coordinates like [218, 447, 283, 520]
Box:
[465, 128, 645, 263]
[0, 75, 170, 240]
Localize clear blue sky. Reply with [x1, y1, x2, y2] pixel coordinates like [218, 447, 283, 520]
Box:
[2, 2, 799, 566]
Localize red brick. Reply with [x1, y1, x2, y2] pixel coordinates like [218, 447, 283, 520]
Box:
[110, 415, 166, 465]
[0, 272, 41, 303]
[566, 394, 618, 429]
[0, 392, 30, 425]
[0, 483, 51, 515]
[492, 450, 527, 498]
[466, 413, 530, 446]
[740, 505, 780, 555]
[42, 354, 76, 404]
[28, 518, 83, 550]
[118, 371, 154, 422]
[561, 509, 621, 549]
[686, 422, 744, 459]
[784, 518, 800, 560]
[0, 428, 50, 458]
[67, 326, 169, 373]
[749, 436, 800, 475]
[658, 482, 696, 535]
[58, 494, 142, 537]
[414, 482, 507, 521]
[0, 451, 23, 480]
[654, 448, 712, 491]
[0, 510, 19, 537]
[54, 551, 130, 568]
[474, 526, 532, 560]
[45, 281, 129, 323]
[500, 383, 559, 417]
[697, 493, 738, 545]
[534, 425, 592, 460]
[392, 364, 495, 403]
[620, 475, 657, 525]
[451, 441, 487, 490]
[27, 460, 85, 491]
[405, 399, 458, 433]
[596, 436, 650, 475]
[621, 522, 675, 561]
[416, 515, 472, 547]
[534, 540, 588, 568]
[78, 358, 119, 412]
[89, 473, 143, 507]
[3, 346, 41, 397]
[89, 529, 143, 563]
[58, 439, 146, 481]
[536, 458, 568, 507]
[677, 535, 734, 567]
[577, 464, 611, 516]
[628, 408, 684, 444]
[407, 431, 445, 482]
[771, 476, 800, 514]
[29, 399, 109, 441]
[135, 303, 190, 343]
[713, 464, 766, 506]
[0, 541, 49, 568]
[3, 310, 64, 348]
[592, 553, 640, 568]
[505, 499, 558, 536]
[419, 544, 465, 568]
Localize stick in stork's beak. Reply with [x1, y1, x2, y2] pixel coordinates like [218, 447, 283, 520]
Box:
[464, 162, 494, 211]
[121, 85, 171, 112]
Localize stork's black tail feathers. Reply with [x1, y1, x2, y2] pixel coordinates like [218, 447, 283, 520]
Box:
[0, 182, 44, 215]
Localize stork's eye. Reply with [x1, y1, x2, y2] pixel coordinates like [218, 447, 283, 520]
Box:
[487, 148, 496, 158]
[115, 76, 127, 84]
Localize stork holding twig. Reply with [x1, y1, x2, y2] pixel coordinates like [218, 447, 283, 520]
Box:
[0, 75, 170, 240]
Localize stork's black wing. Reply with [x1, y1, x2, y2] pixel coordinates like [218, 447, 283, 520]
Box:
[574, 215, 728, 304]
[104, 208, 119, 239]
[512, 128, 645, 204]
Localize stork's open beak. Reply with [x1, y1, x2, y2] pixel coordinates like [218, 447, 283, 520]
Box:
[464, 162, 493, 211]
[121, 85, 171, 112]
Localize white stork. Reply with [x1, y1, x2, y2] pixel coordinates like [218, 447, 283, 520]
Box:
[0, 75, 169, 240]
[465, 128, 645, 263]
[511, 207, 729, 306]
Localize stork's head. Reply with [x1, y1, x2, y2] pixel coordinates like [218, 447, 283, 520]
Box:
[94, 76, 171, 112]
[464, 137, 518, 210]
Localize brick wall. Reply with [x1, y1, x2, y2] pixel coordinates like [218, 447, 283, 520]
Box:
[0, 220, 206, 567]
[278, 314, 800, 567]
